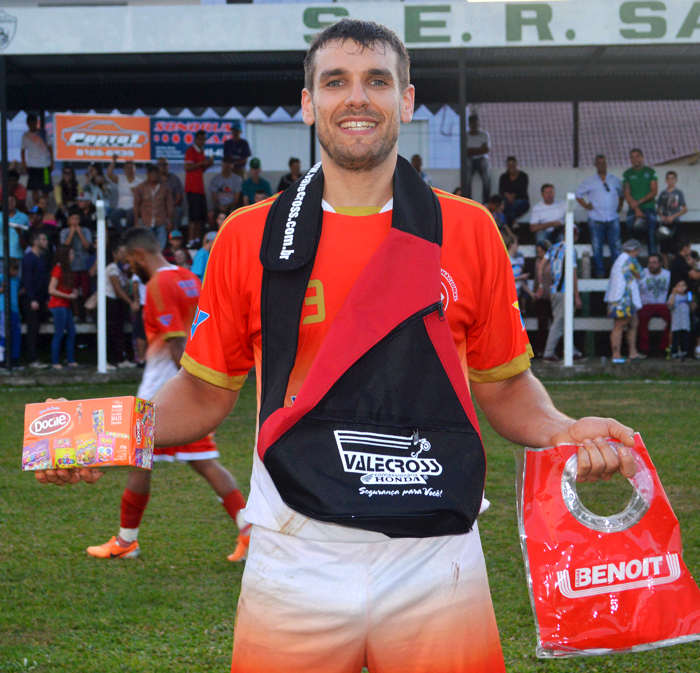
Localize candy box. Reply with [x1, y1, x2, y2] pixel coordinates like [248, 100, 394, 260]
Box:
[22, 397, 155, 471]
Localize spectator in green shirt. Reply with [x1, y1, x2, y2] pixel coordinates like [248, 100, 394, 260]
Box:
[241, 158, 272, 206]
[623, 148, 658, 255]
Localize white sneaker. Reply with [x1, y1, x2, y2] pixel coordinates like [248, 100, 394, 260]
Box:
[117, 361, 137, 369]
[105, 364, 117, 371]
[29, 361, 50, 370]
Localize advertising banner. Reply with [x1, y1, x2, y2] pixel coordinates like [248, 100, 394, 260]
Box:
[150, 118, 241, 162]
[54, 113, 151, 162]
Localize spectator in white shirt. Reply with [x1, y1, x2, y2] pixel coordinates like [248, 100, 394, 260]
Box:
[529, 184, 566, 245]
[636, 253, 671, 357]
[575, 155, 623, 278]
[465, 114, 491, 204]
[21, 113, 54, 205]
[106, 156, 143, 233]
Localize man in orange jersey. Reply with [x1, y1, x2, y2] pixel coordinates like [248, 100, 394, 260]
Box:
[84, 228, 250, 562]
[38, 20, 637, 673]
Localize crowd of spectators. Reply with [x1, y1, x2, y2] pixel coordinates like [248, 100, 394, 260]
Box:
[457, 127, 697, 364]
[0, 115, 301, 371]
[2, 109, 698, 370]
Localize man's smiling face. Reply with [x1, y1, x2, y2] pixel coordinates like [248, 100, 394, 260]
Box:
[302, 39, 414, 172]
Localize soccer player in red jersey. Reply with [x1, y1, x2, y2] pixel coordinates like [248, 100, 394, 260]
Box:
[38, 20, 638, 672]
[85, 227, 250, 561]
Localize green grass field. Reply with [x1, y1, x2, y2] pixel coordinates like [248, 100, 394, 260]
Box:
[1, 380, 699, 672]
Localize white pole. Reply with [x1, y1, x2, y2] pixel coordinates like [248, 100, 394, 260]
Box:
[96, 200, 107, 374]
[564, 193, 575, 368]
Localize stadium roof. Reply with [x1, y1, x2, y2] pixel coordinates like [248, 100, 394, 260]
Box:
[6, 43, 700, 112]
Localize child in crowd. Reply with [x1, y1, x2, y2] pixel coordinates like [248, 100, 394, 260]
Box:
[667, 279, 691, 361]
[48, 245, 79, 370]
[0, 259, 22, 369]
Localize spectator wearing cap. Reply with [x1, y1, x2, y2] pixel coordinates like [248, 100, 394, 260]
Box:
[163, 230, 187, 265]
[27, 205, 57, 266]
[623, 149, 658, 255]
[21, 113, 53, 205]
[465, 114, 491, 204]
[542, 227, 585, 363]
[222, 126, 251, 179]
[157, 157, 184, 230]
[277, 157, 304, 192]
[77, 191, 97, 232]
[184, 130, 214, 245]
[576, 155, 623, 279]
[0, 195, 30, 273]
[191, 231, 217, 283]
[210, 156, 243, 216]
[107, 155, 143, 233]
[242, 158, 272, 207]
[529, 184, 566, 246]
[604, 239, 645, 364]
[59, 210, 93, 321]
[133, 163, 173, 251]
[0, 169, 27, 213]
[498, 156, 530, 226]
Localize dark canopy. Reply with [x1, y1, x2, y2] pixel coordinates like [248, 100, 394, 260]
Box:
[6, 42, 700, 112]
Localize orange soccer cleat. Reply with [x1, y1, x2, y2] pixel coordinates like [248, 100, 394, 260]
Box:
[86, 536, 140, 559]
[228, 527, 251, 562]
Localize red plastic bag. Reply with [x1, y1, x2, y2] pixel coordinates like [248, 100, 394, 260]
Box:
[516, 433, 700, 657]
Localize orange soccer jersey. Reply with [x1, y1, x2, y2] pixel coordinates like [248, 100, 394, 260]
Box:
[183, 191, 532, 403]
[144, 265, 201, 354]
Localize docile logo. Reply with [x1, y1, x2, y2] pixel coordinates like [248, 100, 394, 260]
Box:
[29, 412, 71, 436]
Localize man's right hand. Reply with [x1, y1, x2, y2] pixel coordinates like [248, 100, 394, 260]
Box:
[35, 468, 104, 486]
[30, 300, 39, 311]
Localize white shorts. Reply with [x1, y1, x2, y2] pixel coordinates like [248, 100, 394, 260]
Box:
[231, 524, 505, 673]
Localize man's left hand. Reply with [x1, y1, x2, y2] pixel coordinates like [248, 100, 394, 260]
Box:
[551, 417, 636, 482]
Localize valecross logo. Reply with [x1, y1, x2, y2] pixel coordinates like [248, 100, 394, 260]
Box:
[29, 412, 71, 437]
[334, 429, 442, 486]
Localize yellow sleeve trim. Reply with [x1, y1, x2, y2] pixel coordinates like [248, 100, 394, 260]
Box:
[468, 350, 532, 383]
[163, 331, 187, 341]
[180, 352, 247, 391]
[434, 189, 509, 255]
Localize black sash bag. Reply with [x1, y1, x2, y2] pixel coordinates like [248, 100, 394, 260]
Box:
[257, 156, 487, 538]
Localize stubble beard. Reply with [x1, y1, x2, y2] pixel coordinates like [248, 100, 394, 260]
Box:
[316, 108, 400, 173]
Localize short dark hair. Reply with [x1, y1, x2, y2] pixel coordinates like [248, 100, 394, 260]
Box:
[195, 130, 206, 138]
[630, 148, 644, 156]
[122, 226, 161, 254]
[468, 114, 479, 123]
[647, 253, 662, 264]
[8, 169, 19, 179]
[304, 19, 410, 93]
[677, 235, 691, 252]
[541, 183, 554, 193]
[536, 239, 552, 252]
[26, 113, 38, 124]
[666, 170, 678, 179]
[29, 229, 47, 246]
[145, 163, 158, 173]
[9, 258, 21, 272]
[488, 194, 503, 205]
[595, 154, 606, 162]
[506, 156, 517, 163]
[289, 157, 300, 167]
[255, 189, 268, 196]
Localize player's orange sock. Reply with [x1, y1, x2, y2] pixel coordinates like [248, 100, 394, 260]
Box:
[121, 489, 150, 530]
[221, 489, 247, 529]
